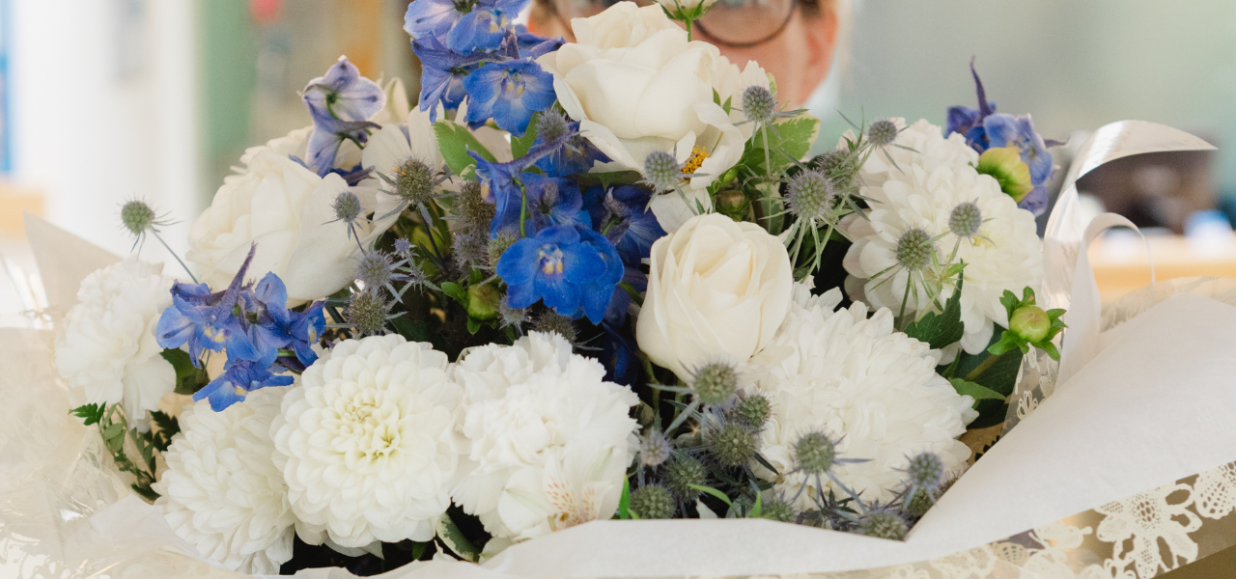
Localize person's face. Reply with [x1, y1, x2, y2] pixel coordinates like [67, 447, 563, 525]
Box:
[527, 0, 838, 107]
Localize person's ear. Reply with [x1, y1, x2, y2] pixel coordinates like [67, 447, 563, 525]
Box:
[797, 10, 838, 103]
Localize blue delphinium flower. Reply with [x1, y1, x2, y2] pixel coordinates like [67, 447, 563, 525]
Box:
[462, 60, 556, 136]
[497, 224, 623, 323]
[600, 326, 639, 386]
[586, 185, 666, 266]
[513, 24, 564, 58]
[303, 56, 387, 123]
[412, 37, 489, 121]
[404, 0, 530, 44]
[946, 59, 996, 149]
[447, 8, 512, 53]
[194, 358, 295, 411]
[156, 245, 263, 366]
[305, 118, 380, 177]
[518, 174, 592, 235]
[533, 113, 609, 177]
[249, 272, 325, 367]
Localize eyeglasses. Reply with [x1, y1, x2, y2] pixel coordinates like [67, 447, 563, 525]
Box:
[548, 0, 799, 49]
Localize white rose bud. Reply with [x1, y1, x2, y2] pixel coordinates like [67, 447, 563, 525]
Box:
[654, 0, 720, 18]
[188, 132, 393, 303]
[636, 213, 793, 381]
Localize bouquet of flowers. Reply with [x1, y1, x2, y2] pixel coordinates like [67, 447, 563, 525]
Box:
[9, 1, 1232, 578]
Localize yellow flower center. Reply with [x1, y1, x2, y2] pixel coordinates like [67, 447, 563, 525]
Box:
[681, 145, 709, 175]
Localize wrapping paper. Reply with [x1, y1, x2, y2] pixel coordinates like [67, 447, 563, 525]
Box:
[2, 121, 1232, 579]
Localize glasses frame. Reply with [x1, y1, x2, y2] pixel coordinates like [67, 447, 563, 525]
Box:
[548, 0, 800, 49]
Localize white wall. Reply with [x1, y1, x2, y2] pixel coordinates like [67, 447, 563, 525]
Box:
[10, 0, 199, 267]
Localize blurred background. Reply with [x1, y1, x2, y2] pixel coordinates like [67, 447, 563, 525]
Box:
[2, 0, 1236, 310]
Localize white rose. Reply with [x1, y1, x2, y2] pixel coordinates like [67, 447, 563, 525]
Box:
[636, 213, 792, 381]
[188, 130, 394, 302]
[54, 257, 175, 432]
[537, 3, 769, 232]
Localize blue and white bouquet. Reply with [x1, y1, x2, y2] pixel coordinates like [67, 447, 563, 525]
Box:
[48, 1, 1074, 575]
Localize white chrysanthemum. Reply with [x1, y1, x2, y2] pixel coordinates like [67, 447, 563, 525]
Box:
[154, 387, 295, 574]
[54, 256, 175, 432]
[842, 160, 1044, 354]
[843, 118, 978, 189]
[751, 286, 977, 509]
[271, 335, 461, 549]
[450, 332, 638, 543]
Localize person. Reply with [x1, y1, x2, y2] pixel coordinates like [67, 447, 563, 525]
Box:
[525, 0, 845, 109]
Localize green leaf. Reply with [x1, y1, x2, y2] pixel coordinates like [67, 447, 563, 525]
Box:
[441, 281, 468, 305]
[511, 111, 540, 159]
[149, 410, 180, 453]
[575, 170, 642, 190]
[749, 493, 763, 518]
[904, 276, 965, 349]
[437, 513, 479, 562]
[162, 348, 208, 396]
[389, 317, 433, 343]
[688, 484, 733, 507]
[466, 317, 482, 334]
[956, 348, 1025, 397]
[739, 115, 820, 175]
[948, 378, 1004, 406]
[70, 403, 106, 426]
[617, 478, 632, 520]
[433, 121, 497, 177]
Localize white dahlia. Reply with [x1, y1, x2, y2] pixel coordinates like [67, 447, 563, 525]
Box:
[751, 286, 977, 509]
[54, 256, 175, 432]
[450, 332, 638, 543]
[271, 335, 462, 549]
[842, 160, 1044, 354]
[153, 387, 295, 574]
[844, 118, 978, 189]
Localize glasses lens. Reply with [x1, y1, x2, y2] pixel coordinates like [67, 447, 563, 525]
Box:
[698, 0, 794, 45]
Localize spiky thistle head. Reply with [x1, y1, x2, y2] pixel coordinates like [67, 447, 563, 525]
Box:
[638, 430, 673, 468]
[457, 180, 495, 232]
[691, 359, 740, 407]
[532, 311, 577, 345]
[120, 199, 159, 238]
[948, 201, 983, 238]
[393, 237, 414, 257]
[895, 228, 933, 272]
[498, 296, 527, 332]
[332, 191, 362, 223]
[905, 452, 945, 491]
[730, 393, 771, 429]
[664, 455, 707, 502]
[794, 431, 836, 475]
[643, 151, 681, 192]
[787, 170, 837, 222]
[452, 230, 490, 271]
[392, 157, 435, 205]
[742, 85, 776, 124]
[488, 231, 519, 266]
[356, 250, 399, 293]
[858, 509, 908, 540]
[706, 422, 758, 467]
[867, 119, 899, 147]
[346, 290, 391, 336]
[630, 484, 676, 519]
[535, 110, 572, 142]
[759, 497, 796, 522]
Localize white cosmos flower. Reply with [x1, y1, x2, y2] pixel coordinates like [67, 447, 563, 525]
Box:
[154, 387, 295, 574]
[842, 161, 1044, 354]
[450, 332, 639, 543]
[54, 257, 175, 432]
[358, 104, 448, 222]
[751, 286, 976, 509]
[537, 2, 770, 232]
[271, 335, 462, 549]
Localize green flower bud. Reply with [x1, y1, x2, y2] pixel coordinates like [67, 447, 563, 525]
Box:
[714, 189, 750, 222]
[466, 283, 501, 321]
[976, 145, 1033, 203]
[1010, 304, 1051, 343]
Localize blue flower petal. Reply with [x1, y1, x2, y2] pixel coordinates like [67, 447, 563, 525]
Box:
[446, 8, 511, 54]
[535, 271, 581, 314]
[496, 238, 541, 286]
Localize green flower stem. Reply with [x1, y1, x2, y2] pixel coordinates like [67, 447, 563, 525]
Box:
[519, 188, 529, 238]
[964, 350, 1006, 383]
[153, 231, 198, 284]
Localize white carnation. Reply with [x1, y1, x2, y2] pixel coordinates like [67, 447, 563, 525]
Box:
[450, 332, 638, 543]
[271, 335, 461, 549]
[842, 160, 1044, 354]
[54, 256, 175, 432]
[751, 286, 977, 509]
[154, 387, 294, 574]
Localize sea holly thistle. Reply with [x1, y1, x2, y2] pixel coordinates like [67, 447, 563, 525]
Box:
[989, 287, 1066, 360]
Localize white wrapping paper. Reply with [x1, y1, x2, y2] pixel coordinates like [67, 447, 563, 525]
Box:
[2, 121, 1233, 579]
